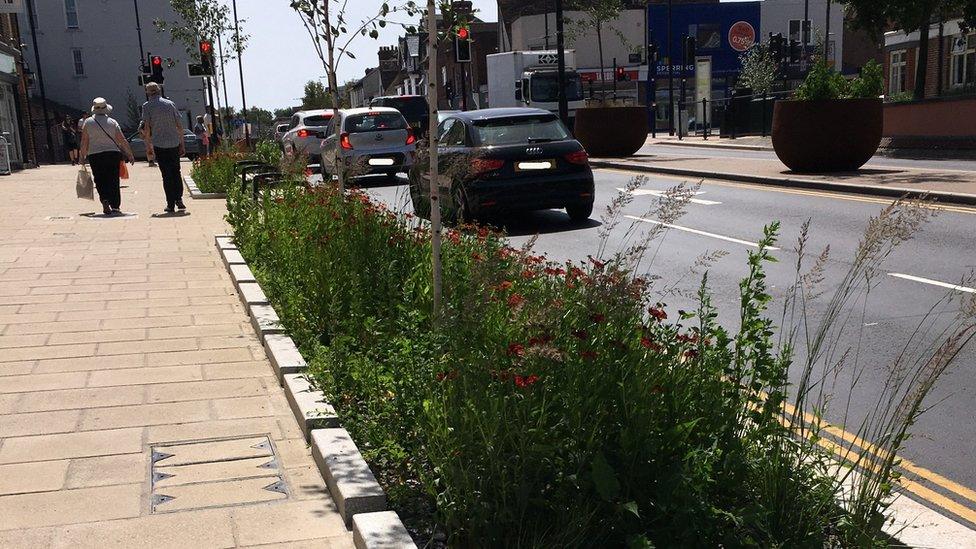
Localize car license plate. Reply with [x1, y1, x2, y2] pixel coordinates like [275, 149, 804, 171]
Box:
[368, 158, 395, 166]
[517, 160, 553, 171]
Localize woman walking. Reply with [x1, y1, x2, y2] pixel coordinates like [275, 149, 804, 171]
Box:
[61, 116, 79, 165]
[79, 98, 134, 215]
[193, 115, 210, 157]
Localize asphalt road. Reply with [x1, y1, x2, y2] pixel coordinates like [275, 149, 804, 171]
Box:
[357, 168, 976, 526]
[640, 143, 976, 173]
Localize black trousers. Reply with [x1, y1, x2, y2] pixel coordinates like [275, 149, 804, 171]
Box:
[154, 146, 184, 206]
[88, 151, 122, 208]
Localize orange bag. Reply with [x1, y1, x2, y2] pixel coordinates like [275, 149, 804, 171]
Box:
[119, 160, 129, 180]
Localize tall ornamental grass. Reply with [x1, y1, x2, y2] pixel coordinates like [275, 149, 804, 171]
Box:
[226, 178, 974, 548]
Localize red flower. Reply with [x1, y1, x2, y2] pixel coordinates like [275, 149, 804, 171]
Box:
[676, 333, 700, 344]
[498, 247, 514, 260]
[447, 230, 461, 245]
[507, 293, 525, 308]
[649, 306, 668, 321]
[514, 374, 540, 388]
[471, 252, 484, 262]
[507, 343, 525, 357]
[588, 256, 606, 269]
[683, 349, 699, 360]
[580, 350, 598, 360]
[590, 312, 606, 323]
[520, 269, 536, 280]
[641, 338, 663, 353]
[496, 281, 513, 292]
[477, 226, 490, 239]
[544, 266, 566, 276]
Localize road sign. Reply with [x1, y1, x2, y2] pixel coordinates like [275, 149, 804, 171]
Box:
[187, 63, 214, 78]
[728, 21, 756, 52]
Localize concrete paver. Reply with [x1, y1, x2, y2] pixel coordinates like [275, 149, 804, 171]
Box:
[0, 163, 350, 546]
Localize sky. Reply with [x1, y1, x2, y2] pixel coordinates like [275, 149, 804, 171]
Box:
[218, 0, 498, 112]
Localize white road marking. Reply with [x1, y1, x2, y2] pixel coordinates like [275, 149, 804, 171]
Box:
[624, 215, 780, 250]
[616, 187, 722, 205]
[888, 273, 976, 294]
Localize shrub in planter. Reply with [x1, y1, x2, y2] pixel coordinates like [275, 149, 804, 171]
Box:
[574, 100, 649, 157]
[772, 60, 884, 172]
[190, 152, 241, 194]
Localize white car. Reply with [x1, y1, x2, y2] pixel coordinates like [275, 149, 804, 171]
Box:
[320, 107, 416, 180]
[281, 109, 336, 164]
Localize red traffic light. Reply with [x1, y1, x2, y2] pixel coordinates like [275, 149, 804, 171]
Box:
[151, 56, 163, 66]
[200, 41, 213, 54]
[457, 27, 469, 40]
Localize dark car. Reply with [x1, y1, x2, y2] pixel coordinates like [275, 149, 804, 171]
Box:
[128, 130, 200, 160]
[409, 108, 594, 222]
[369, 95, 429, 136]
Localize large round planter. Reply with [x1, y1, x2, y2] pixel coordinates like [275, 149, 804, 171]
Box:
[771, 98, 883, 172]
[574, 106, 648, 158]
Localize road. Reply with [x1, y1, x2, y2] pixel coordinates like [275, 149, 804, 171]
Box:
[352, 166, 976, 527]
[640, 142, 976, 173]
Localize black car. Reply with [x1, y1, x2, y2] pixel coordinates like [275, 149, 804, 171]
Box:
[369, 95, 430, 136]
[409, 108, 595, 223]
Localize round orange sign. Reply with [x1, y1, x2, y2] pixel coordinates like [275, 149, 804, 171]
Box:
[728, 21, 756, 52]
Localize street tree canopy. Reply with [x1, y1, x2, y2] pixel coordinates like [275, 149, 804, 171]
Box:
[301, 80, 334, 110]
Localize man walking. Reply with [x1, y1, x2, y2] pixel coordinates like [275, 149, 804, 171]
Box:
[141, 82, 186, 213]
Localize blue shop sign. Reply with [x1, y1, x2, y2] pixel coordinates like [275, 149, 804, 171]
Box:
[647, 1, 761, 76]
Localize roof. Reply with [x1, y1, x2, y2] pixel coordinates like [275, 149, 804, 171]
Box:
[449, 107, 555, 121]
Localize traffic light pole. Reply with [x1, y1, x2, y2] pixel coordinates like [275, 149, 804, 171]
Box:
[133, 0, 145, 65]
[459, 63, 468, 111]
[554, 0, 569, 127]
[25, 0, 54, 163]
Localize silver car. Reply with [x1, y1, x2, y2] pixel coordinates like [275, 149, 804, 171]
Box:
[320, 107, 416, 180]
[281, 109, 336, 164]
[128, 130, 201, 160]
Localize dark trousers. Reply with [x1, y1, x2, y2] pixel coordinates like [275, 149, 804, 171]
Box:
[154, 146, 183, 206]
[88, 151, 122, 208]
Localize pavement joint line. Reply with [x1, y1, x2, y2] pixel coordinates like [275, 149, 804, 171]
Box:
[888, 273, 976, 294]
[623, 215, 780, 250]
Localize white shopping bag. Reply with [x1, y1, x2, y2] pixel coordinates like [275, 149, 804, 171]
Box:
[76, 167, 94, 200]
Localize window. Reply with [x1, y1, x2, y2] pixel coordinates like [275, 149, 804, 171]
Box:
[529, 72, 583, 103]
[889, 50, 906, 94]
[71, 49, 84, 76]
[789, 19, 812, 45]
[950, 33, 975, 88]
[344, 112, 407, 133]
[473, 115, 570, 146]
[440, 119, 466, 146]
[64, 0, 79, 29]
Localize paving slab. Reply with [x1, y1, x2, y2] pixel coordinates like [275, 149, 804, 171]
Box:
[0, 163, 351, 546]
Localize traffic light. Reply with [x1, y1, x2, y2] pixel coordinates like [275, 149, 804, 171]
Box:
[149, 55, 165, 84]
[789, 39, 801, 64]
[615, 66, 628, 82]
[199, 40, 215, 76]
[684, 35, 696, 66]
[454, 26, 471, 63]
[769, 33, 786, 63]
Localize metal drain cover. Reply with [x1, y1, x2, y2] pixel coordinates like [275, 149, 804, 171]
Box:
[149, 435, 287, 513]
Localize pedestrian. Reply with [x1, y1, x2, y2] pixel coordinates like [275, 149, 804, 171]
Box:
[61, 116, 79, 165]
[193, 115, 210, 157]
[78, 97, 135, 215]
[141, 82, 187, 213]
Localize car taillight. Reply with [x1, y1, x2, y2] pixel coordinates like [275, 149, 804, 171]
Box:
[297, 129, 309, 138]
[565, 150, 589, 165]
[471, 158, 505, 175]
[405, 129, 416, 145]
[340, 133, 353, 150]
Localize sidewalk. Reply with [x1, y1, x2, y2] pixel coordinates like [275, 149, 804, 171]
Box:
[593, 146, 976, 205]
[0, 163, 352, 547]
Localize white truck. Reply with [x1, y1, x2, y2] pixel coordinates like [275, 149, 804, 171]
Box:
[486, 50, 585, 124]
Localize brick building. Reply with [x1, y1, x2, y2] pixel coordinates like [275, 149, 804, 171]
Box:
[0, 10, 31, 169]
[883, 19, 975, 98]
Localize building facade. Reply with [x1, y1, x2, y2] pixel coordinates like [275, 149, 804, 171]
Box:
[883, 19, 975, 99]
[0, 9, 30, 168]
[18, 0, 206, 134]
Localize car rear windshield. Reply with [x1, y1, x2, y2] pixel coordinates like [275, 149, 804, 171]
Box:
[303, 115, 332, 127]
[376, 97, 428, 118]
[345, 112, 408, 133]
[473, 115, 570, 146]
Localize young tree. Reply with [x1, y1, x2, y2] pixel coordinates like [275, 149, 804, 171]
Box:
[838, 0, 976, 100]
[737, 43, 778, 96]
[567, 0, 626, 99]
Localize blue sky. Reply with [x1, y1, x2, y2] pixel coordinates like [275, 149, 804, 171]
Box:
[221, 0, 498, 111]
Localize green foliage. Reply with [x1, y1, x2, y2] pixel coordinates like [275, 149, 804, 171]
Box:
[190, 152, 240, 194]
[794, 60, 883, 101]
[155, 0, 247, 61]
[222, 182, 936, 547]
[302, 80, 334, 110]
[737, 43, 778, 94]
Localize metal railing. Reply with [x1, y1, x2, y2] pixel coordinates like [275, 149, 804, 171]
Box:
[668, 90, 794, 140]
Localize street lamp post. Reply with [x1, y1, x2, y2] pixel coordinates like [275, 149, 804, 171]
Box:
[231, 0, 250, 147]
[667, 0, 674, 136]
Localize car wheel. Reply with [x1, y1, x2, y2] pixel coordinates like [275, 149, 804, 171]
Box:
[451, 185, 472, 225]
[566, 201, 593, 222]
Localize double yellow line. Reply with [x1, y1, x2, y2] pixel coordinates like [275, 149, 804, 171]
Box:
[781, 400, 976, 525]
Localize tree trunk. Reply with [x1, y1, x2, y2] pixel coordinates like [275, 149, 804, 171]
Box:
[323, 0, 344, 191]
[913, 18, 930, 101]
[426, 0, 442, 319]
[597, 21, 606, 100]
